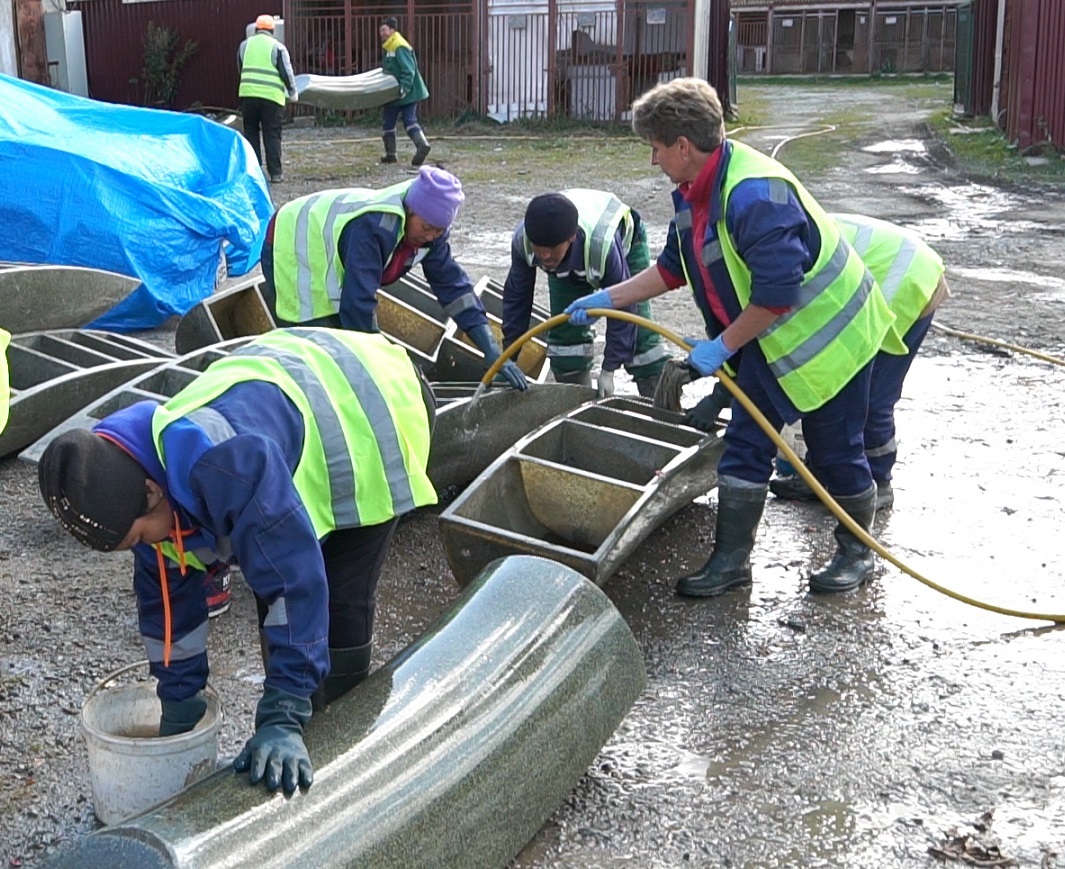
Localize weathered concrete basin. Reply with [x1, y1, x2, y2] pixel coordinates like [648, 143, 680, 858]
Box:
[440, 397, 724, 586]
[0, 264, 139, 333]
[0, 330, 173, 457]
[173, 276, 274, 355]
[43, 555, 646, 869]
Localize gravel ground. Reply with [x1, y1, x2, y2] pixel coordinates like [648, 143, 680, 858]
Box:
[2, 79, 1065, 867]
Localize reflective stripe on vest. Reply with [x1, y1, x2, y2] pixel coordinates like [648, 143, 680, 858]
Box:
[710, 141, 895, 412]
[547, 342, 595, 358]
[150, 329, 436, 536]
[521, 189, 634, 289]
[239, 34, 286, 105]
[631, 342, 671, 367]
[272, 183, 411, 323]
[833, 212, 943, 353]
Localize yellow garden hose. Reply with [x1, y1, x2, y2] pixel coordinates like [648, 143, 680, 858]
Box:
[478, 309, 1065, 624]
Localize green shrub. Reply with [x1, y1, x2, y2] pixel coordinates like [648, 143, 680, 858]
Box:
[139, 21, 198, 108]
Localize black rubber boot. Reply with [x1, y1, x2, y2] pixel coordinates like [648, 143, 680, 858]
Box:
[808, 486, 877, 594]
[311, 643, 372, 712]
[380, 133, 397, 164]
[676, 477, 767, 597]
[410, 128, 431, 167]
[635, 374, 661, 398]
[772, 475, 894, 510]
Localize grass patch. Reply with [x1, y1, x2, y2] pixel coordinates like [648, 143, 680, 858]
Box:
[930, 109, 1065, 184]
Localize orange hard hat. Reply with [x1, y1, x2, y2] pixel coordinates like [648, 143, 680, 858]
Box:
[255, 14, 275, 30]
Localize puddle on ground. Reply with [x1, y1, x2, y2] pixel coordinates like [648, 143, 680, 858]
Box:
[579, 351, 1065, 867]
[949, 265, 1065, 296]
[863, 139, 928, 154]
[906, 183, 1048, 240]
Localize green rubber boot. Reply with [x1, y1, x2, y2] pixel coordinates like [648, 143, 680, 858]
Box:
[381, 133, 397, 164]
[410, 128, 431, 167]
[312, 643, 373, 712]
[808, 486, 877, 593]
[676, 476, 767, 597]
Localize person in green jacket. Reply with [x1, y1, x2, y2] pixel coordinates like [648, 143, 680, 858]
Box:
[379, 16, 431, 167]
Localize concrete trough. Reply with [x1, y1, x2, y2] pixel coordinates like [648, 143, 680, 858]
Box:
[43, 555, 646, 869]
[173, 277, 276, 355]
[0, 264, 139, 333]
[1, 330, 173, 458]
[439, 397, 723, 587]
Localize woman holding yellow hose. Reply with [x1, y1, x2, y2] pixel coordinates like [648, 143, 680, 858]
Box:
[566, 77, 895, 597]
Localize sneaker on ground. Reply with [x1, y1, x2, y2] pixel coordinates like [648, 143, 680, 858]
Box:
[205, 564, 232, 618]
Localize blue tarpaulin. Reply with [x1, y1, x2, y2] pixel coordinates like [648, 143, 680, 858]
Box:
[0, 74, 274, 331]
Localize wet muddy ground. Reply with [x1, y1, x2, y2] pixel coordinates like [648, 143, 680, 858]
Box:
[2, 80, 1065, 866]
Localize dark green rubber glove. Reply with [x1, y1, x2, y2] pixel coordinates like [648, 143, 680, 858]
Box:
[233, 686, 313, 794]
[682, 381, 732, 433]
[159, 691, 208, 737]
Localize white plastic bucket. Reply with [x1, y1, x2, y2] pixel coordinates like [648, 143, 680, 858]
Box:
[80, 661, 223, 825]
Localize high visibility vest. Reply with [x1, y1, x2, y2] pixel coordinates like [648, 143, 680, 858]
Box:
[833, 213, 944, 354]
[521, 189, 635, 289]
[272, 182, 419, 323]
[0, 327, 9, 433]
[151, 328, 437, 535]
[706, 141, 895, 412]
[239, 33, 286, 105]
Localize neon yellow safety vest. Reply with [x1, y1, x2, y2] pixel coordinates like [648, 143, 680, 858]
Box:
[239, 33, 286, 105]
[151, 328, 437, 535]
[833, 213, 944, 355]
[272, 182, 413, 324]
[0, 327, 9, 434]
[708, 140, 896, 412]
[522, 189, 636, 289]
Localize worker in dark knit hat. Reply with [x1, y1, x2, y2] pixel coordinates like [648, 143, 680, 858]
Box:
[501, 190, 669, 398]
[38, 328, 438, 796]
[259, 165, 527, 391]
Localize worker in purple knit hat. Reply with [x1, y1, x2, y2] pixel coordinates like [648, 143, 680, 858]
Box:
[260, 166, 527, 390]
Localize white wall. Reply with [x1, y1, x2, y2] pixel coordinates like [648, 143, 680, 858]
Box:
[0, 0, 18, 77]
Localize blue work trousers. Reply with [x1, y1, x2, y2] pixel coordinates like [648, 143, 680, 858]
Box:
[865, 313, 934, 482]
[719, 357, 875, 498]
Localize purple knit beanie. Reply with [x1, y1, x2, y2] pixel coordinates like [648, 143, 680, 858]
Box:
[405, 167, 465, 229]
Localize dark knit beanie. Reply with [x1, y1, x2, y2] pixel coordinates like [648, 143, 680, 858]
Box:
[523, 193, 579, 247]
[38, 429, 148, 551]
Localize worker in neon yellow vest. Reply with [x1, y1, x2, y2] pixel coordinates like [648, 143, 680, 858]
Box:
[38, 329, 437, 795]
[567, 78, 896, 597]
[260, 166, 527, 390]
[238, 14, 297, 184]
[0, 326, 9, 433]
[770, 213, 950, 510]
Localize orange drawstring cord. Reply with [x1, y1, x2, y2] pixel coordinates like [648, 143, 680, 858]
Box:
[155, 544, 173, 667]
[154, 511, 193, 668]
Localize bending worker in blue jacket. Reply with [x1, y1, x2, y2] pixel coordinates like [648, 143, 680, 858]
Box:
[502, 190, 670, 397]
[567, 77, 897, 597]
[38, 328, 438, 794]
[260, 165, 527, 390]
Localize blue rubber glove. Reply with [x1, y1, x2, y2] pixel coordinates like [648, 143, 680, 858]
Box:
[563, 289, 614, 326]
[467, 324, 529, 391]
[685, 335, 734, 378]
[159, 692, 208, 737]
[233, 687, 313, 794]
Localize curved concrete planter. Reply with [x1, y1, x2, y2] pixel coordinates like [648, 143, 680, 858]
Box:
[1, 330, 173, 458]
[440, 397, 725, 587]
[45, 555, 646, 869]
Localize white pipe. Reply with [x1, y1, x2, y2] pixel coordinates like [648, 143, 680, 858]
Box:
[990, 0, 1006, 126]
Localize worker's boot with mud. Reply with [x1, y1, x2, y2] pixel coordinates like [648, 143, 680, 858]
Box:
[410, 128, 432, 167]
[808, 485, 877, 593]
[676, 476, 766, 597]
[312, 643, 373, 712]
[381, 132, 397, 164]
